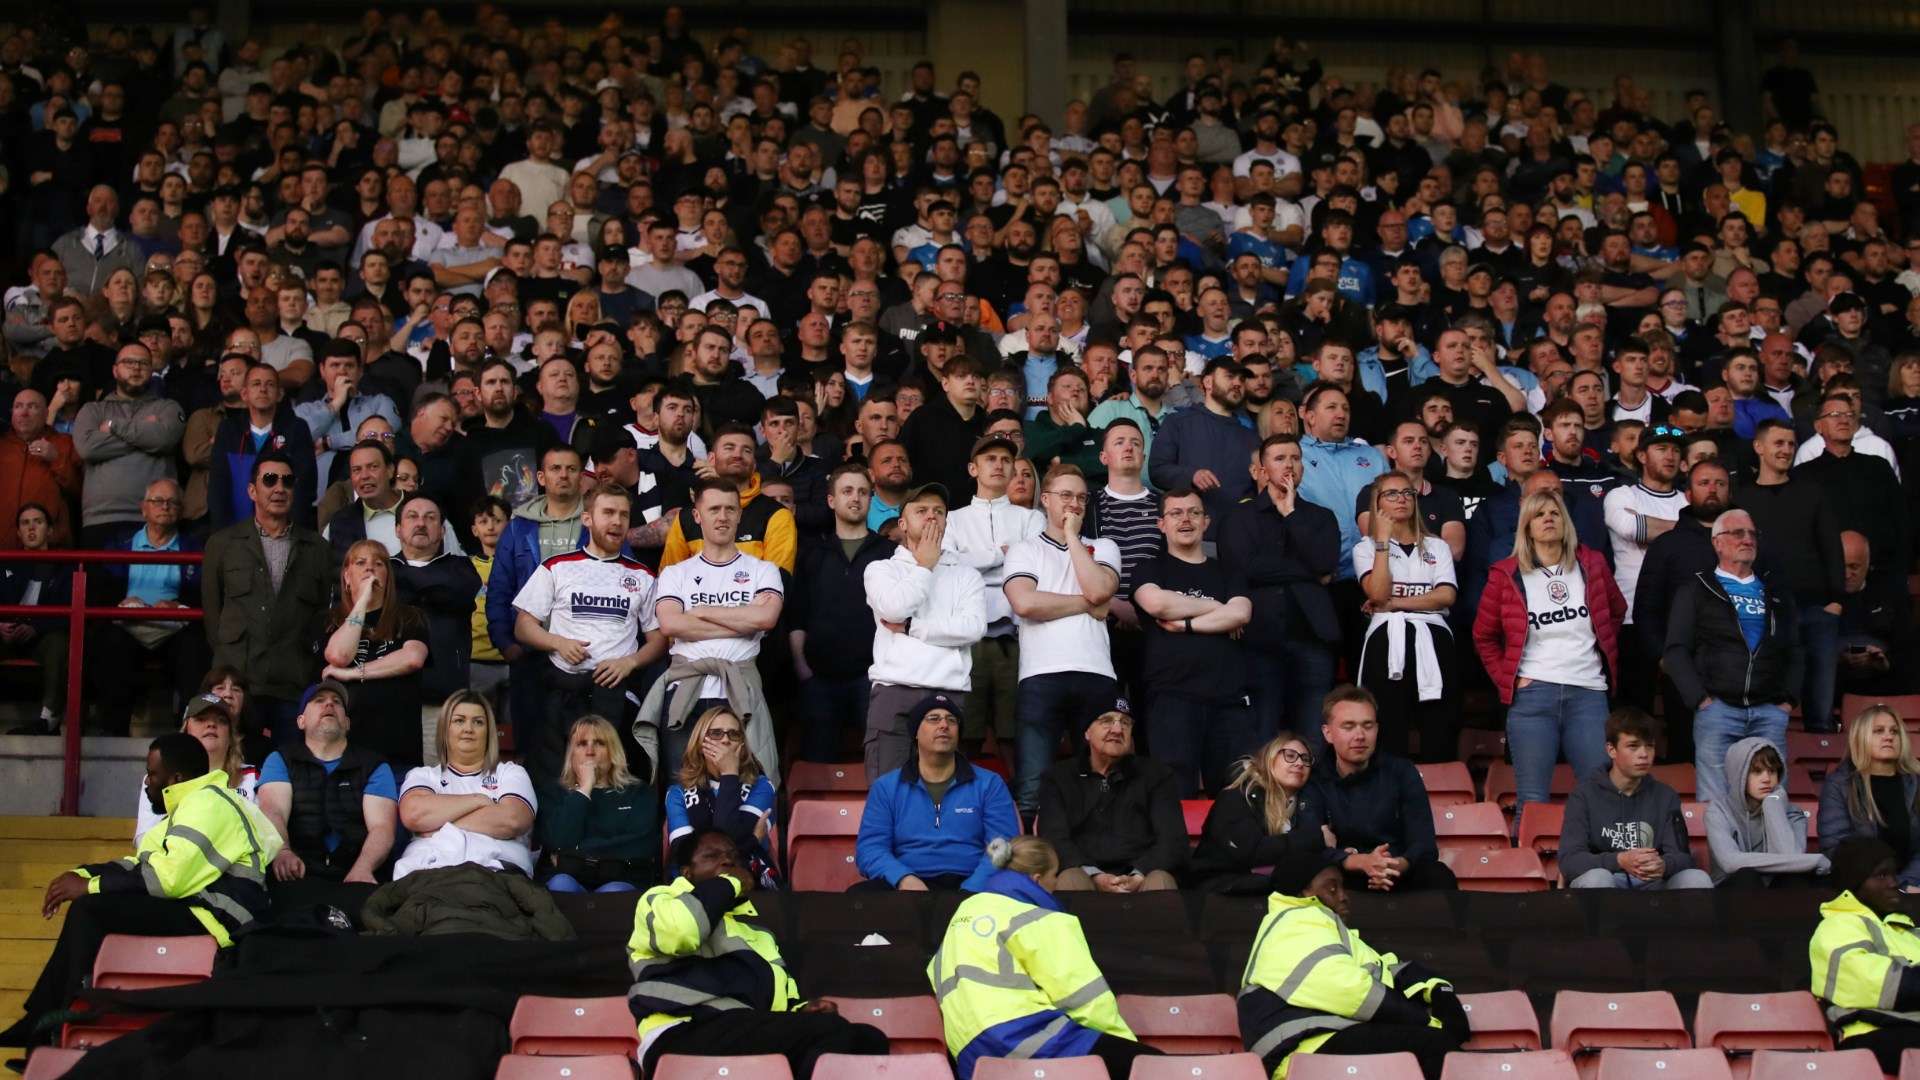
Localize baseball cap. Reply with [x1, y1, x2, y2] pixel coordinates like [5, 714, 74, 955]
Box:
[969, 433, 1019, 459]
[298, 678, 351, 712]
[180, 692, 231, 726]
[1828, 291, 1867, 315]
[594, 244, 629, 263]
[1641, 423, 1687, 449]
[901, 481, 951, 507]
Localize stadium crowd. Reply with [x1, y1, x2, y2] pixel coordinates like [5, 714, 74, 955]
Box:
[2, 7, 1920, 1077]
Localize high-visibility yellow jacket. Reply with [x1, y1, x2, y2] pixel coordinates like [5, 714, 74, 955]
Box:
[625, 874, 797, 1040]
[75, 770, 282, 948]
[1810, 889, 1920, 1041]
[928, 869, 1134, 1080]
[1239, 891, 1451, 1079]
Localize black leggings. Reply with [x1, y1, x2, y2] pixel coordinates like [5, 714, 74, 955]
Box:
[1314, 1021, 1465, 1080]
[1359, 622, 1457, 763]
[643, 1009, 891, 1080]
[1839, 1028, 1920, 1075]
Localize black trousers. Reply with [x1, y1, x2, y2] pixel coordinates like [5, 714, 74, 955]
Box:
[1085, 1033, 1163, 1079]
[1358, 623, 1457, 763]
[1314, 1020, 1464, 1079]
[1839, 1028, 1920, 1075]
[1341, 859, 1458, 894]
[87, 623, 210, 734]
[642, 1009, 890, 1080]
[0, 892, 206, 1047]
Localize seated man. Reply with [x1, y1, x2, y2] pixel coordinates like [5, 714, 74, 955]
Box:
[1240, 849, 1471, 1080]
[855, 693, 1021, 890]
[1, 733, 282, 1048]
[1811, 838, 1920, 1074]
[1561, 707, 1712, 890]
[1310, 685, 1457, 892]
[629, 828, 890, 1079]
[1036, 698, 1188, 892]
[256, 679, 398, 887]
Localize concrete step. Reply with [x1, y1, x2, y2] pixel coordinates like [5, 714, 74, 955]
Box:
[0, 819, 134, 843]
[0, 915, 64, 942]
[0, 864, 90, 891]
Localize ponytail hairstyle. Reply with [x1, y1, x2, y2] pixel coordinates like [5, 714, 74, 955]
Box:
[987, 836, 1060, 879]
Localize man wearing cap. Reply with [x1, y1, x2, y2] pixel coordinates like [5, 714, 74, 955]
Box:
[1037, 697, 1187, 891]
[1148, 356, 1261, 537]
[1604, 420, 1688, 706]
[863, 481, 988, 780]
[854, 692, 1020, 891]
[256, 679, 399, 889]
[944, 433, 1046, 757]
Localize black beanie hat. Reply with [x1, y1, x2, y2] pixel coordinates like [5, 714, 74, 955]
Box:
[1831, 837, 1897, 896]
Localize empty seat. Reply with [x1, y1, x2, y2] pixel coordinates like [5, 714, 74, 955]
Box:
[1592, 1049, 1729, 1080]
[1745, 1050, 1881, 1079]
[1679, 803, 1710, 870]
[652, 1055, 797, 1080]
[1653, 764, 1697, 800]
[1126, 1054, 1267, 1080]
[1419, 762, 1477, 806]
[788, 797, 865, 892]
[21, 1049, 87, 1080]
[1902, 1047, 1920, 1078]
[1484, 763, 1576, 812]
[1442, 847, 1550, 892]
[810, 1053, 955, 1079]
[1440, 1051, 1578, 1080]
[1458, 728, 1508, 775]
[1792, 802, 1820, 853]
[786, 762, 869, 799]
[822, 997, 946, 1056]
[1517, 802, 1566, 881]
[973, 1057, 1110, 1080]
[494, 1055, 638, 1080]
[1787, 732, 1845, 768]
[1787, 764, 1824, 800]
[508, 995, 639, 1057]
[1433, 802, 1511, 857]
[91, 934, 218, 990]
[1181, 800, 1212, 844]
[1841, 694, 1920, 728]
[1552, 992, 1689, 1074]
[1116, 993, 1241, 1055]
[1287, 1052, 1426, 1078]
[1693, 991, 1832, 1058]
[1459, 990, 1542, 1051]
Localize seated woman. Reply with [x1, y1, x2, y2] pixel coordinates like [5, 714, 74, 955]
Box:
[322, 539, 431, 769]
[665, 706, 779, 888]
[1189, 734, 1333, 894]
[1707, 737, 1830, 888]
[394, 691, 536, 879]
[1811, 837, 1920, 1074]
[135, 689, 258, 846]
[537, 714, 660, 893]
[931, 836, 1158, 1080]
[1820, 704, 1920, 890]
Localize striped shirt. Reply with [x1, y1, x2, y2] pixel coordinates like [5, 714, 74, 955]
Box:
[1093, 486, 1163, 600]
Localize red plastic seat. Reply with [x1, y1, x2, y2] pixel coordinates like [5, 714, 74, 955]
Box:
[973, 1058, 1110, 1080]
[1484, 763, 1576, 812]
[508, 995, 639, 1057]
[1652, 764, 1697, 800]
[1458, 729, 1508, 775]
[494, 1055, 637, 1080]
[1593, 1049, 1728, 1079]
[1116, 993, 1241, 1055]
[1181, 800, 1212, 844]
[1792, 801, 1820, 853]
[1552, 992, 1689, 1079]
[1443, 847, 1550, 892]
[788, 797, 866, 892]
[1679, 803, 1710, 871]
[1459, 990, 1543, 1051]
[811, 1053, 955, 1079]
[786, 762, 869, 799]
[1419, 762, 1477, 806]
[651, 1055, 797, 1080]
[21, 1049, 87, 1080]
[91, 934, 217, 990]
[822, 996, 946, 1056]
[1441, 1051, 1578, 1079]
[1745, 1050, 1881, 1080]
[1126, 1054, 1267, 1079]
[1787, 732, 1845, 768]
[1288, 1052, 1426, 1078]
[1841, 694, 1920, 728]
[1433, 802, 1511, 858]
[1517, 803, 1567, 883]
[1693, 991, 1832, 1061]
[1901, 1047, 1920, 1078]
[1787, 764, 1824, 800]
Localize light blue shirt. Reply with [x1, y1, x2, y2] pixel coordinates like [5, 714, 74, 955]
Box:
[127, 530, 182, 604]
[1299, 433, 1389, 581]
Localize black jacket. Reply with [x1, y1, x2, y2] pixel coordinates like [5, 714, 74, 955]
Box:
[789, 530, 892, 679]
[1308, 752, 1440, 866]
[1732, 477, 1845, 607]
[207, 409, 319, 530]
[1634, 512, 1720, 656]
[1189, 783, 1332, 890]
[757, 450, 832, 537]
[1216, 492, 1342, 648]
[898, 393, 987, 503]
[389, 552, 484, 702]
[1664, 568, 1804, 709]
[1794, 451, 1910, 580]
[1036, 748, 1189, 876]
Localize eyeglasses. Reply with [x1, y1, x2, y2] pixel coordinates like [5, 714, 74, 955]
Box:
[143, 496, 182, 506]
[1718, 527, 1758, 539]
[256, 472, 294, 488]
[936, 292, 966, 301]
[1377, 488, 1416, 501]
[1043, 490, 1088, 504]
[1278, 748, 1313, 765]
[703, 728, 743, 743]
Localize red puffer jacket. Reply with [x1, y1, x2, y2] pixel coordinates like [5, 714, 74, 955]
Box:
[1471, 543, 1625, 705]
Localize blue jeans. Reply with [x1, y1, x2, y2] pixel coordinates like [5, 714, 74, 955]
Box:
[1148, 693, 1258, 797]
[1246, 640, 1336, 757]
[799, 674, 869, 763]
[1505, 681, 1610, 815]
[1799, 607, 1841, 730]
[1692, 700, 1789, 805]
[1015, 671, 1117, 811]
[546, 874, 640, 893]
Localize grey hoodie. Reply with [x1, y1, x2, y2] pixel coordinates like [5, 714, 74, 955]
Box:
[1559, 765, 1696, 882]
[1705, 736, 1831, 885]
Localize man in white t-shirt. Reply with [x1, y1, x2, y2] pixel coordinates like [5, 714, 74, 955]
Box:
[1003, 463, 1122, 814]
[513, 481, 666, 783]
[1602, 424, 1686, 711]
[648, 478, 785, 784]
[944, 434, 1046, 755]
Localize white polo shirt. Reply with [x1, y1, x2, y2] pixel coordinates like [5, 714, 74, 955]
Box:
[1003, 533, 1121, 681]
[512, 549, 659, 675]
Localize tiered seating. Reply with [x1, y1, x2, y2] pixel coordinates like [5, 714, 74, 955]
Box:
[787, 798, 865, 892]
[1484, 763, 1577, 816]
[1181, 800, 1211, 845]
[61, 933, 217, 1049]
[1679, 803, 1711, 871]
[494, 1055, 636, 1079]
[1441, 1051, 1577, 1079]
[1744, 1050, 1880, 1079]
[508, 995, 639, 1057]
[1433, 802, 1511, 858]
[1517, 803, 1567, 883]
[1441, 848, 1551, 892]
[1126, 1054, 1267, 1079]
[1458, 989, 1542, 1051]
[812, 1054, 955, 1078]
[1550, 990, 1689, 1079]
[786, 763, 870, 800]
[1692, 991, 1832, 1073]
[652, 1055, 796, 1079]
[1116, 993, 1240, 1054]
[974, 1058, 1107, 1079]
[1592, 1048, 1729, 1079]
[1289, 1052, 1425, 1078]
[822, 996, 947, 1056]
[1419, 763, 1477, 806]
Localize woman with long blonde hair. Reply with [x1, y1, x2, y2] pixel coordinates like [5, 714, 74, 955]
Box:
[1190, 734, 1331, 894]
[1820, 704, 1920, 889]
[664, 706, 779, 887]
[322, 539, 429, 766]
[536, 715, 660, 892]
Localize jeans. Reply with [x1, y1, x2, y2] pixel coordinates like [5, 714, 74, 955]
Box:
[1015, 671, 1117, 811]
[1800, 606, 1841, 730]
[1247, 639, 1336, 757]
[1148, 693, 1258, 797]
[1568, 867, 1715, 890]
[545, 874, 640, 893]
[798, 674, 868, 763]
[1692, 700, 1789, 805]
[1504, 681, 1610, 815]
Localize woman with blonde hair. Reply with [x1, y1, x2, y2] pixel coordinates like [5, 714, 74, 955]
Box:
[1472, 486, 1625, 816]
[536, 715, 660, 893]
[395, 691, 537, 878]
[133, 689, 258, 845]
[1189, 734, 1332, 894]
[664, 706, 779, 887]
[1820, 704, 1920, 889]
[322, 539, 429, 766]
[1356, 473, 1458, 761]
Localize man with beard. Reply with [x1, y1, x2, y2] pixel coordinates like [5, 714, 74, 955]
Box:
[661, 425, 797, 573]
[296, 341, 400, 495]
[461, 358, 544, 516]
[389, 493, 482, 761]
[1149, 358, 1261, 537]
[687, 327, 765, 437]
[74, 342, 189, 548]
[1089, 344, 1172, 462]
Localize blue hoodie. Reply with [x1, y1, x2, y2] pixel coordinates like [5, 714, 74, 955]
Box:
[951, 870, 1103, 1078]
[856, 755, 1020, 888]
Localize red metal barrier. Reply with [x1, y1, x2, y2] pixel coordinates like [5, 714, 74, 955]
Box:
[0, 550, 205, 815]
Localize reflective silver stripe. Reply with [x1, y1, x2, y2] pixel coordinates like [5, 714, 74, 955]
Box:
[1274, 944, 1346, 1001]
[677, 892, 713, 941]
[1054, 976, 1111, 1013]
[1242, 906, 1305, 987]
[998, 908, 1052, 944]
[1353, 976, 1389, 1022]
[1247, 1015, 1359, 1062]
[933, 964, 1040, 1001]
[629, 954, 671, 980]
[1881, 961, 1904, 1011]
[646, 910, 662, 955]
[1862, 916, 1889, 953]
[1824, 942, 1871, 1006]
[137, 853, 164, 898]
[711, 933, 755, 957]
[196, 889, 254, 926]
[629, 980, 749, 1011]
[165, 824, 234, 874]
[204, 787, 267, 875]
[1008, 1014, 1071, 1059]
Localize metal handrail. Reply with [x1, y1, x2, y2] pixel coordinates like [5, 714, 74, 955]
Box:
[0, 548, 206, 815]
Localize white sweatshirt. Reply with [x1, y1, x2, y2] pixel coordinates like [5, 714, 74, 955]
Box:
[864, 547, 988, 692]
[943, 495, 1046, 627]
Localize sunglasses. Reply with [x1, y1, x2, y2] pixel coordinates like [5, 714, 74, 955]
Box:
[703, 728, 743, 743]
[1648, 425, 1684, 438]
[256, 472, 294, 488]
